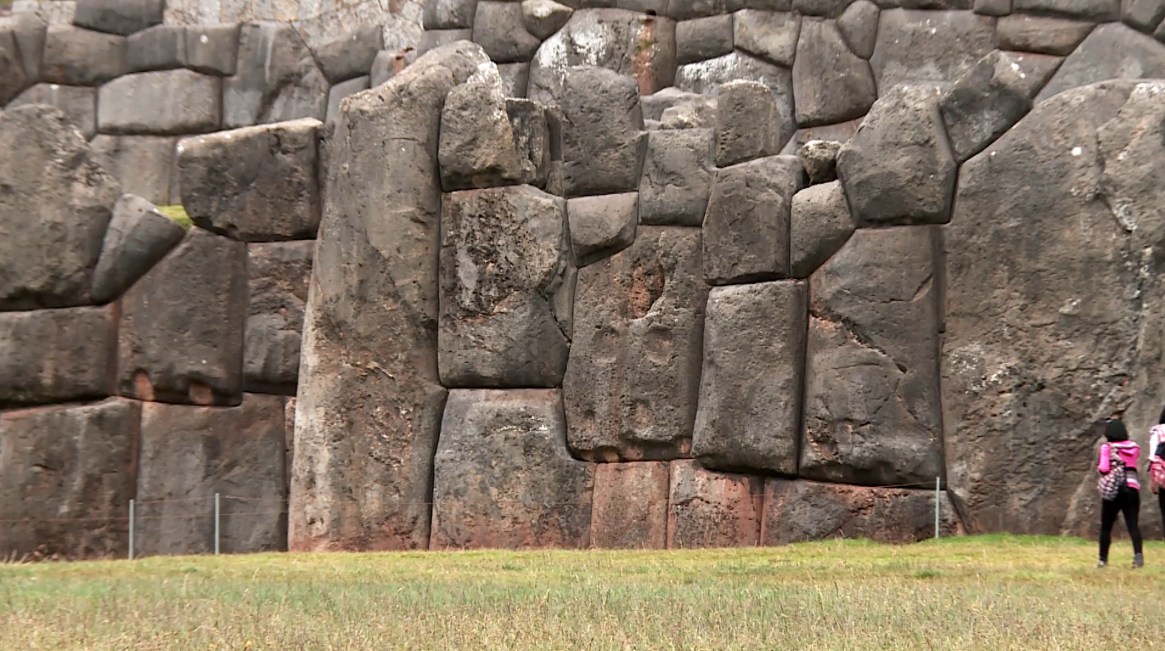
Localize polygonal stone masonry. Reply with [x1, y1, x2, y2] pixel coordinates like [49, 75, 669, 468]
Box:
[90, 135, 179, 205]
[590, 462, 670, 549]
[558, 65, 647, 197]
[0, 306, 116, 408]
[568, 192, 638, 267]
[97, 69, 222, 135]
[667, 460, 763, 549]
[91, 193, 187, 304]
[638, 128, 716, 227]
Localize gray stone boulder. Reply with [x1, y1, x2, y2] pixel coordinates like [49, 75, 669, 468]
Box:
[41, 26, 126, 85]
[996, 15, 1092, 55]
[91, 194, 187, 303]
[0, 399, 139, 559]
[523, 0, 573, 40]
[1037, 23, 1165, 101]
[780, 119, 861, 156]
[802, 226, 944, 486]
[658, 95, 719, 129]
[245, 241, 313, 395]
[0, 12, 47, 82]
[315, 26, 383, 83]
[7, 84, 97, 140]
[474, 1, 542, 63]
[177, 118, 322, 241]
[793, 19, 876, 127]
[292, 42, 489, 552]
[73, 0, 164, 36]
[1013, 0, 1119, 19]
[675, 52, 795, 141]
[693, 281, 806, 475]
[126, 24, 186, 72]
[676, 15, 734, 65]
[568, 192, 638, 267]
[790, 180, 853, 278]
[590, 462, 669, 549]
[1123, 0, 1165, 31]
[97, 70, 222, 135]
[497, 62, 532, 96]
[528, 9, 677, 103]
[0, 30, 29, 106]
[185, 25, 239, 75]
[223, 22, 328, 128]
[793, 0, 856, 16]
[870, 10, 996, 91]
[703, 155, 805, 285]
[136, 395, 287, 556]
[431, 390, 595, 549]
[558, 66, 647, 197]
[118, 227, 246, 406]
[564, 227, 707, 461]
[0, 105, 120, 310]
[837, 84, 956, 227]
[424, 0, 480, 29]
[837, 0, 879, 59]
[733, 10, 800, 67]
[439, 186, 571, 388]
[638, 128, 715, 226]
[641, 86, 704, 120]
[326, 76, 370, 121]
[667, 461, 763, 548]
[0, 306, 115, 407]
[90, 135, 178, 205]
[797, 139, 841, 184]
[715, 80, 787, 167]
[974, 0, 1014, 13]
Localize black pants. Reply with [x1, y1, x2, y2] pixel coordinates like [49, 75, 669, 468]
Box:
[1100, 487, 1143, 561]
[1159, 489, 1165, 538]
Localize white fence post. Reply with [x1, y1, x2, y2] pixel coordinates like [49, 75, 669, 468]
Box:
[934, 476, 941, 539]
[128, 498, 135, 560]
[214, 493, 220, 556]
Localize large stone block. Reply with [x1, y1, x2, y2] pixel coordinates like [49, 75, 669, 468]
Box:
[790, 180, 853, 278]
[497, 61, 532, 97]
[523, 0, 574, 39]
[715, 79, 787, 167]
[41, 25, 125, 85]
[870, 10, 996, 91]
[733, 10, 800, 67]
[590, 462, 669, 549]
[91, 194, 187, 303]
[125, 24, 185, 72]
[0, 105, 120, 310]
[424, 0, 480, 29]
[675, 51, 795, 141]
[177, 118, 322, 241]
[292, 43, 489, 552]
[761, 480, 960, 544]
[703, 155, 805, 285]
[1123, 0, 1165, 31]
[118, 227, 247, 406]
[667, 461, 763, 549]
[802, 226, 943, 486]
[559, 66, 646, 197]
[676, 15, 734, 65]
[638, 128, 715, 226]
[223, 22, 328, 128]
[245, 241, 313, 395]
[73, 0, 164, 35]
[564, 227, 707, 461]
[135, 395, 287, 556]
[568, 192, 638, 267]
[0, 30, 30, 106]
[1036, 23, 1165, 102]
[325, 76, 369, 121]
[185, 25, 239, 75]
[693, 281, 806, 475]
[793, 19, 876, 127]
[836, 84, 956, 227]
[0, 307, 115, 407]
[1012, 0, 1119, 19]
[837, 0, 878, 59]
[7, 84, 97, 139]
[995, 15, 1092, 55]
[0, 399, 139, 559]
[314, 25, 383, 83]
[0, 12, 47, 82]
[97, 70, 221, 135]
[90, 135, 177, 205]
[431, 390, 594, 549]
[439, 186, 572, 387]
[473, 1, 542, 63]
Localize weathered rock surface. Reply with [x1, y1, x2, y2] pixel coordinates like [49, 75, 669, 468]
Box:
[703, 155, 805, 284]
[797, 139, 841, 184]
[424, 0, 479, 29]
[558, 66, 646, 197]
[292, 42, 488, 551]
[780, 119, 861, 156]
[715, 80, 786, 167]
[638, 128, 715, 226]
[125, 24, 185, 72]
[473, 1, 542, 63]
[658, 95, 718, 129]
[996, 15, 1092, 55]
[793, 0, 854, 16]
[41, 25, 126, 85]
[528, 9, 677, 103]
[178, 118, 321, 241]
[793, 19, 877, 127]
[1037, 23, 1165, 102]
[0, 105, 120, 310]
[733, 10, 800, 67]
[675, 53, 794, 144]
[0, 31, 30, 106]
[837, 0, 879, 59]
[0, 399, 139, 559]
[136, 395, 287, 556]
[185, 25, 239, 75]
[245, 241, 313, 395]
[1013, 0, 1119, 20]
[568, 192, 638, 267]
[667, 461, 763, 548]
[974, 0, 1014, 14]
[223, 22, 328, 128]
[90, 135, 177, 205]
[118, 227, 247, 406]
[431, 390, 594, 549]
[497, 61, 532, 96]
[837, 84, 956, 227]
[522, 0, 573, 39]
[870, 10, 996, 91]
[97, 69, 221, 135]
[641, 86, 705, 120]
[438, 186, 571, 388]
[565, 227, 707, 461]
[73, 0, 164, 35]
[7, 84, 97, 141]
[676, 15, 734, 64]
[693, 281, 806, 475]
[802, 226, 944, 486]
[91, 194, 187, 303]
[0, 12, 47, 82]
[590, 462, 669, 548]
[315, 25, 383, 83]
[790, 180, 853, 278]
[0, 306, 115, 407]
[326, 76, 370, 121]
[1123, 0, 1165, 31]
[762, 481, 960, 544]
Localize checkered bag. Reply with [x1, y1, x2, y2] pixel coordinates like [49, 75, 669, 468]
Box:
[1098, 445, 1127, 502]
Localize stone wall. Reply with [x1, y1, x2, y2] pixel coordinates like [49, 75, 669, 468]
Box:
[5, 0, 1165, 557]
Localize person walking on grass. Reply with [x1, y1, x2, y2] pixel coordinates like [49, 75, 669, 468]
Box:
[1098, 418, 1144, 568]
[1147, 408, 1165, 533]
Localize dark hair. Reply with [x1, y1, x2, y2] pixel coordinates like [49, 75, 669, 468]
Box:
[1105, 419, 1130, 442]
[1158, 405, 1165, 425]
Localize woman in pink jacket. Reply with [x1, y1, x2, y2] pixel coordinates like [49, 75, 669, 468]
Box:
[1098, 419, 1143, 568]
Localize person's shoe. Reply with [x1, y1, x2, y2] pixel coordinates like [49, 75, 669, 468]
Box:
[1134, 553, 1144, 568]
[1098, 559, 1108, 568]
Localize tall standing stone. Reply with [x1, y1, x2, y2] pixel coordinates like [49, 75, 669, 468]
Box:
[245, 241, 314, 395]
[792, 19, 877, 127]
[558, 66, 647, 197]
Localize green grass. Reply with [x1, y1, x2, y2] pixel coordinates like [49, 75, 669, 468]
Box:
[3, 535, 1163, 650]
[156, 205, 193, 230]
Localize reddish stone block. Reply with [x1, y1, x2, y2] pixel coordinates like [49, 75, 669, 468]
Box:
[590, 462, 669, 549]
[667, 460, 763, 549]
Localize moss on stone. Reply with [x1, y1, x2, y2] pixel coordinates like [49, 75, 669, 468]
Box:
[156, 205, 193, 230]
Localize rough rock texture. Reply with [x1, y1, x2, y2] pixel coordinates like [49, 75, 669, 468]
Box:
[837, 84, 956, 227]
[641, 86, 704, 120]
[245, 241, 313, 395]
[837, 0, 879, 59]
[870, 10, 996, 92]
[797, 139, 841, 184]
[0, 36, 26, 107]
[693, 281, 806, 475]
[780, 119, 861, 156]
[974, 0, 1013, 11]
[439, 186, 571, 388]
[793, 19, 876, 127]
[675, 52, 795, 142]
[790, 180, 853, 278]
[1037, 23, 1165, 102]
[8, 84, 96, 140]
[590, 462, 669, 549]
[90, 135, 177, 205]
[715, 79, 786, 167]
[565, 227, 707, 461]
[97, 69, 221, 135]
[473, 1, 542, 63]
[0, 399, 139, 559]
[527, 9, 677, 103]
[733, 10, 800, 67]
[558, 66, 646, 197]
[568, 192, 638, 267]
[762, 480, 960, 544]
[424, 0, 479, 29]
[0, 105, 120, 310]
[1123, 0, 1165, 31]
[802, 226, 944, 486]
[667, 461, 763, 548]
[638, 128, 715, 226]
[292, 43, 489, 552]
[223, 22, 328, 128]
[178, 118, 322, 241]
[1013, 0, 1120, 20]
[185, 24, 239, 75]
[497, 61, 531, 97]
[91, 194, 187, 303]
[326, 76, 370, 121]
[315, 25, 383, 83]
[118, 227, 247, 406]
[944, 81, 1165, 535]
[703, 155, 805, 285]
[125, 24, 186, 72]
[431, 390, 594, 549]
[0, 306, 115, 407]
[41, 25, 126, 85]
[996, 15, 1093, 55]
[658, 95, 718, 129]
[72, 0, 164, 35]
[676, 15, 734, 64]
[523, 0, 573, 40]
[1, 12, 47, 84]
[135, 396, 287, 556]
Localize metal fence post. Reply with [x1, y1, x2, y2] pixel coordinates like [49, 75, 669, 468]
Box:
[214, 493, 221, 556]
[934, 476, 941, 539]
[128, 498, 135, 560]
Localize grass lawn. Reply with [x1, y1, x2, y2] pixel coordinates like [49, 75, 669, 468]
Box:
[2, 534, 1163, 650]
